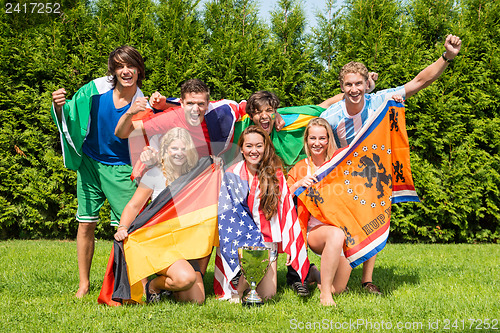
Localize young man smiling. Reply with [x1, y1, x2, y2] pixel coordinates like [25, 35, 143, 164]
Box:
[115, 79, 237, 159]
[240, 73, 377, 169]
[51, 45, 148, 298]
[320, 34, 462, 294]
[115, 78, 242, 276]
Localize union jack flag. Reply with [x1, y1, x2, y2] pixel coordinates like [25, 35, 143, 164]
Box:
[214, 160, 310, 299]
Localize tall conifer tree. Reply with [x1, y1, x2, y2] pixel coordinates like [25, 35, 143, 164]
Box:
[148, 0, 208, 96]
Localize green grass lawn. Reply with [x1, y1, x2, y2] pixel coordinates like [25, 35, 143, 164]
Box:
[0, 240, 498, 332]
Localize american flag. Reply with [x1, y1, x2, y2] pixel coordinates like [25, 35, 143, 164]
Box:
[296, 99, 419, 268]
[214, 160, 310, 299]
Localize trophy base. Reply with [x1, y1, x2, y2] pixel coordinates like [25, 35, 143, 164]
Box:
[242, 290, 264, 306]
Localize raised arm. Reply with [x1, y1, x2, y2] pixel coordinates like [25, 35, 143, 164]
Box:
[114, 96, 148, 138]
[404, 34, 461, 99]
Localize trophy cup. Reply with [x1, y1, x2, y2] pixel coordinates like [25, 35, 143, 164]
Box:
[237, 245, 272, 306]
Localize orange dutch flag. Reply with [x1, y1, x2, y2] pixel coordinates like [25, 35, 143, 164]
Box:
[296, 98, 419, 267]
[98, 157, 221, 305]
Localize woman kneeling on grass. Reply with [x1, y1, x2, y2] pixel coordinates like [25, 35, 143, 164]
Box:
[287, 118, 352, 306]
[114, 127, 206, 304]
[215, 125, 309, 302]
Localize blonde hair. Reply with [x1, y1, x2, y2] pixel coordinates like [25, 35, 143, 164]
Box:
[338, 61, 369, 86]
[108, 45, 145, 88]
[245, 90, 280, 117]
[238, 126, 282, 220]
[159, 127, 199, 186]
[303, 118, 337, 161]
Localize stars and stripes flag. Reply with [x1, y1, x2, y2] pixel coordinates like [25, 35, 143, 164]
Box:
[214, 160, 310, 299]
[295, 99, 419, 268]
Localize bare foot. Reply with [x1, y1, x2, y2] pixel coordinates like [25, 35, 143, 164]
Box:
[229, 294, 241, 304]
[75, 286, 89, 298]
[319, 292, 337, 307]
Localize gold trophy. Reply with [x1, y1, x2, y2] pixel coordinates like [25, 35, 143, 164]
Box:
[237, 246, 272, 306]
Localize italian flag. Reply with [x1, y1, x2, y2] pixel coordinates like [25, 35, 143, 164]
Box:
[50, 76, 143, 170]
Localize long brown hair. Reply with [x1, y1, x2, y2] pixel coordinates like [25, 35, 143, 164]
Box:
[238, 126, 282, 220]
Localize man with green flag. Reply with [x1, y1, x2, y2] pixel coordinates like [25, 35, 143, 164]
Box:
[233, 74, 376, 170]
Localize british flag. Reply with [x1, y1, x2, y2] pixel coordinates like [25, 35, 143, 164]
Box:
[214, 160, 310, 299]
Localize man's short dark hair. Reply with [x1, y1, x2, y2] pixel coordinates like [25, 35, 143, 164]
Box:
[245, 90, 280, 116]
[180, 79, 210, 100]
[108, 45, 145, 88]
[338, 61, 369, 86]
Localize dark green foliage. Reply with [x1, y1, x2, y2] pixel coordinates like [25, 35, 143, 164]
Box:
[388, 0, 500, 243]
[0, 0, 109, 239]
[147, 0, 207, 96]
[408, 0, 456, 45]
[0, 0, 498, 243]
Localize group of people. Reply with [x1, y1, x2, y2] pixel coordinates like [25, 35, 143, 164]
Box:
[50, 34, 462, 306]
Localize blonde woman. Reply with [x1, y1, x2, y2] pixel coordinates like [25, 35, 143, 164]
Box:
[114, 127, 204, 304]
[287, 118, 352, 306]
[215, 126, 309, 301]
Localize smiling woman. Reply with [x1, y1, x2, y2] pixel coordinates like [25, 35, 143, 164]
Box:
[107, 45, 145, 89]
[240, 131, 266, 170]
[287, 118, 350, 306]
[237, 126, 282, 216]
[113, 127, 206, 304]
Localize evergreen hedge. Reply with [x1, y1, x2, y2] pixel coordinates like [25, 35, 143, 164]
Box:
[0, 0, 498, 242]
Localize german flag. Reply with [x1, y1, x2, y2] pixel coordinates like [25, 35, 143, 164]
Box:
[295, 99, 419, 268]
[98, 157, 221, 305]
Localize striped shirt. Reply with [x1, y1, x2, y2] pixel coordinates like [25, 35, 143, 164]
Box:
[320, 86, 405, 148]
